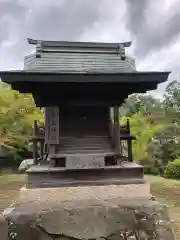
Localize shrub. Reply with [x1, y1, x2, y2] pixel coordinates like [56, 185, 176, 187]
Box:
[144, 167, 160, 175]
[164, 159, 180, 178]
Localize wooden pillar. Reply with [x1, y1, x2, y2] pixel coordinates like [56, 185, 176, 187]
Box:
[45, 107, 59, 167]
[127, 119, 133, 162]
[45, 107, 59, 145]
[113, 107, 116, 149]
[109, 108, 114, 149]
[44, 143, 48, 155]
[49, 145, 56, 167]
[33, 120, 38, 165]
[114, 106, 121, 154]
[40, 140, 44, 159]
[109, 108, 113, 138]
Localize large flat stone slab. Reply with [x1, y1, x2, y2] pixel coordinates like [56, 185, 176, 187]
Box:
[3, 198, 174, 240]
[2, 184, 174, 239]
[0, 216, 8, 240]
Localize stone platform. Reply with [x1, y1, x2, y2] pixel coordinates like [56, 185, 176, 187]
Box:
[2, 183, 175, 239]
[26, 162, 144, 188]
[19, 182, 151, 203]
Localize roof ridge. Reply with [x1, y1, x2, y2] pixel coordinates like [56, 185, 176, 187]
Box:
[27, 38, 132, 49]
[27, 39, 131, 60]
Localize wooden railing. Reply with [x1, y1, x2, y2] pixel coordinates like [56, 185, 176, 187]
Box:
[120, 120, 136, 162]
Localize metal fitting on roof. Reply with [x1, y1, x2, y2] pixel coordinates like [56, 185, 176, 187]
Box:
[119, 44, 126, 60]
[36, 40, 42, 58]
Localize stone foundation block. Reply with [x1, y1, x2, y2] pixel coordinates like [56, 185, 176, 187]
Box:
[19, 183, 151, 204]
[3, 200, 175, 239]
[2, 184, 175, 239]
[0, 215, 8, 240]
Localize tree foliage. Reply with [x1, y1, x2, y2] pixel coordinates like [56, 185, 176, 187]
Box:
[121, 80, 180, 171]
[164, 159, 180, 178]
[121, 113, 165, 165]
[0, 82, 43, 163]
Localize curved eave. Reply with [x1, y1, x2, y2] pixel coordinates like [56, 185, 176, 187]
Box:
[0, 70, 170, 107]
[0, 70, 170, 84]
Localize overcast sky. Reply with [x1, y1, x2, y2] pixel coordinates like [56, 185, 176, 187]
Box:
[0, 0, 180, 97]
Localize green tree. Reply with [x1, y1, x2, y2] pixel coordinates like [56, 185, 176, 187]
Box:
[163, 80, 180, 124]
[0, 82, 43, 164]
[121, 113, 165, 164]
[120, 94, 162, 117]
[121, 84, 180, 168]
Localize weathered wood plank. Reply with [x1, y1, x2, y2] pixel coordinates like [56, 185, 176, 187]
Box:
[45, 107, 59, 144]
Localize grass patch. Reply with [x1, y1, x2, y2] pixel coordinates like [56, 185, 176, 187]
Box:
[0, 174, 26, 213]
[0, 174, 26, 189]
[145, 175, 180, 238]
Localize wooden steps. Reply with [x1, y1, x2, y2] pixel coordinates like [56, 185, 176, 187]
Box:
[56, 136, 113, 154]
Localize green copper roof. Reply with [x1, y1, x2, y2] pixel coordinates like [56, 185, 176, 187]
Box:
[0, 38, 171, 106]
[24, 39, 136, 73]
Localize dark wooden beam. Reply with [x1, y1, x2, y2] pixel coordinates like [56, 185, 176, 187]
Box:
[114, 106, 121, 154]
[127, 119, 133, 162]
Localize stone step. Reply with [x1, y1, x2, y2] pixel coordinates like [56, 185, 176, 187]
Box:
[28, 178, 145, 188]
[27, 164, 144, 188]
[50, 151, 116, 159]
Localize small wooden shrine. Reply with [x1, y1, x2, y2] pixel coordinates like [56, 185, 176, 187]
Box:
[0, 39, 170, 188]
